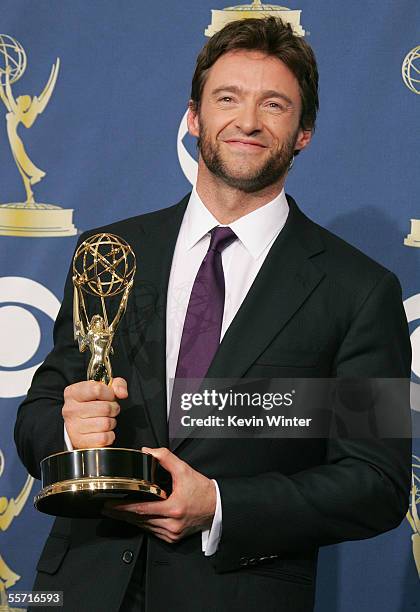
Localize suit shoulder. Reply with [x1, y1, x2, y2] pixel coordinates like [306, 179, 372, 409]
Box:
[316, 223, 390, 279]
[292, 201, 400, 301]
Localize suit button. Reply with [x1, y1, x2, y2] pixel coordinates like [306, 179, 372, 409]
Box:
[240, 557, 249, 566]
[122, 550, 134, 564]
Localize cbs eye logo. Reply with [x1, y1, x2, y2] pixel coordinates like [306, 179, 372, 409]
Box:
[177, 110, 197, 186]
[404, 293, 420, 414]
[405, 293, 420, 380]
[0, 277, 60, 398]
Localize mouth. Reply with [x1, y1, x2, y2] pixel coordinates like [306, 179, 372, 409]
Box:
[223, 140, 267, 151]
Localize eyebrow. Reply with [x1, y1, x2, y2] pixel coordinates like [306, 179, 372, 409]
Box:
[210, 85, 294, 106]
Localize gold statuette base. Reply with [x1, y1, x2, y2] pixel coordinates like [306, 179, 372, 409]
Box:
[35, 447, 168, 518]
[404, 219, 420, 248]
[205, 7, 305, 38]
[0, 203, 77, 237]
[34, 476, 167, 519]
[404, 236, 420, 248]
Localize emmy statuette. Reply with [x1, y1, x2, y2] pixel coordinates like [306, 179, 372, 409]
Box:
[34, 233, 167, 518]
[0, 34, 77, 237]
[402, 45, 420, 247]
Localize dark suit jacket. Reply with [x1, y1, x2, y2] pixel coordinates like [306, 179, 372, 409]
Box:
[15, 194, 412, 612]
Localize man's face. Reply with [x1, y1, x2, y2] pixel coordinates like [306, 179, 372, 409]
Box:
[188, 50, 312, 193]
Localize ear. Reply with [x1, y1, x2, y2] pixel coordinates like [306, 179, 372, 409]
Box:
[294, 129, 312, 153]
[187, 100, 200, 138]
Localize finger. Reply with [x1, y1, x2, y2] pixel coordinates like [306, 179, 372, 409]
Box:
[112, 377, 128, 399]
[65, 380, 116, 403]
[106, 499, 172, 517]
[77, 416, 117, 434]
[148, 524, 200, 542]
[144, 526, 181, 543]
[150, 533, 175, 544]
[101, 510, 180, 543]
[102, 502, 159, 518]
[136, 518, 181, 531]
[101, 508, 158, 529]
[102, 508, 139, 522]
[123, 519, 177, 541]
[72, 430, 115, 449]
[64, 401, 120, 420]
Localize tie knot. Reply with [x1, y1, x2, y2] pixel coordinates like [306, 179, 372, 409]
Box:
[209, 226, 237, 253]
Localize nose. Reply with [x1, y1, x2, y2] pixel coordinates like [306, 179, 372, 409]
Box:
[234, 101, 262, 135]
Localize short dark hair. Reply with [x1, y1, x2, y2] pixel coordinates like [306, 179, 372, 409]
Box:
[190, 16, 319, 132]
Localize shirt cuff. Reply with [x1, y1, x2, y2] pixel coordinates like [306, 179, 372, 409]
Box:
[64, 424, 74, 451]
[201, 479, 222, 556]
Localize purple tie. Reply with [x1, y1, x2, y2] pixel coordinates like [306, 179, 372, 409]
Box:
[169, 226, 237, 440]
[175, 226, 237, 379]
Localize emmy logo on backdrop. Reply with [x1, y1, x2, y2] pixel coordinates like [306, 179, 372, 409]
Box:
[402, 45, 420, 248]
[407, 455, 420, 577]
[0, 34, 76, 237]
[0, 449, 33, 611]
[401, 45, 420, 575]
[205, 0, 305, 38]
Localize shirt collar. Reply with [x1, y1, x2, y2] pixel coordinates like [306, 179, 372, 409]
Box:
[185, 186, 289, 259]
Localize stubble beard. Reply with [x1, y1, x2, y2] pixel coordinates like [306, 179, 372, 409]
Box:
[197, 118, 298, 194]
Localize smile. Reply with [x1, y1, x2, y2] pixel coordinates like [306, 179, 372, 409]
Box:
[224, 140, 267, 151]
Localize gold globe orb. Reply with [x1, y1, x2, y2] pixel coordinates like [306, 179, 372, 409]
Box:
[402, 45, 420, 95]
[411, 455, 420, 515]
[73, 233, 136, 298]
[0, 34, 27, 85]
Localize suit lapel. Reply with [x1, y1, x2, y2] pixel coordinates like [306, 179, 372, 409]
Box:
[207, 197, 326, 379]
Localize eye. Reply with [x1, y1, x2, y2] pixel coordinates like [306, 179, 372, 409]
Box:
[265, 101, 285, 111]
[219, 96, 232, 103]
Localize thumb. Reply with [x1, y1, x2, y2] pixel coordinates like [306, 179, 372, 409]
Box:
[142, 446, 182, 475]
[112, 377, 128, 399]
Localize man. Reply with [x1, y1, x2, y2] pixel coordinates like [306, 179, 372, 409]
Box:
[15, 17, 411, 612]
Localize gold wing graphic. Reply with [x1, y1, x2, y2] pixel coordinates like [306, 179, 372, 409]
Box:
[0, 555, 20, 591]
[31, 58, 60, 116]
[0, 474, 34, 532]
[407, 455, 420, 577]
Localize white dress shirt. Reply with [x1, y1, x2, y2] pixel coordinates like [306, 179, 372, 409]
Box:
[65, 186, 289, 556]
[166, 187, 289, 555]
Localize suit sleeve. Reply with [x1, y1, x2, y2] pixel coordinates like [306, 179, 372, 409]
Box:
[14, 237, 87, 480]
[211, 271, 412, 573]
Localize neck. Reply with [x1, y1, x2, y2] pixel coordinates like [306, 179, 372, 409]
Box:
[195, 159, 286, 224]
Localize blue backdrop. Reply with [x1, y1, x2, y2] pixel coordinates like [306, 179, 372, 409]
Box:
[0, 2, 419, 610]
